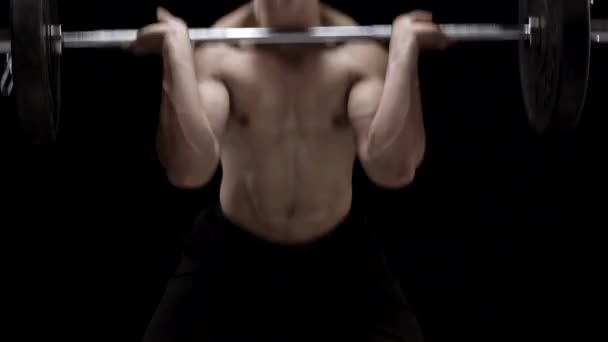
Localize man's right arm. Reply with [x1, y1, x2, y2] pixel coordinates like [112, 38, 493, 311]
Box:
[157, 45, 230, 189]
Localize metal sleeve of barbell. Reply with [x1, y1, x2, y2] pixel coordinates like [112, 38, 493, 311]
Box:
[61, 24, 528, 48]
[591, 31, 608, 43]
[0, 42, 10, 53]
[0, 30, 10, 53]
[591, 20, 608, 43]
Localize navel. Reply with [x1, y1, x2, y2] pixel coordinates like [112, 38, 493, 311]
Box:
[234, 113, 250, 127]
[332, 114, 349, 127]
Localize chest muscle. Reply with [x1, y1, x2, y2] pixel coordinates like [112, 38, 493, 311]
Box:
[222, 51, 353, 138]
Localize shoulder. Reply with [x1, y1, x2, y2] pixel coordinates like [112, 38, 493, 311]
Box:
[321, 4, 358, 26]
[193, 43, 231, 78]
[321, 5, 388, 77]
[338, 42, 388, 80]
[342, 41, 387, 65]
[193, 4, 254, 75]
[211, 3, 255, 28]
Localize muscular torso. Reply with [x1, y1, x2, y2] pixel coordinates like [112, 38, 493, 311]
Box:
[218, 47, 357, 243]
[200, 6, 378, 244]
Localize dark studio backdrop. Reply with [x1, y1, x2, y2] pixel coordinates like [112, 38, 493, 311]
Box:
[0, 0, 605, 341]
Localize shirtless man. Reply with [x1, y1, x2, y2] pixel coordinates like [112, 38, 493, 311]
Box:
[133, 1, 448, 341]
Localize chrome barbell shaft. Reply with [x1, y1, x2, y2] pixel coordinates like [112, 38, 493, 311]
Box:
[60, 24, 529, 49]
[2, 23, 608, 54]
[0, 24, 530, 52]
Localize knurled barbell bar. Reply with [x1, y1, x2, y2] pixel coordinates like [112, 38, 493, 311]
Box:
[0, 0, 604, 144]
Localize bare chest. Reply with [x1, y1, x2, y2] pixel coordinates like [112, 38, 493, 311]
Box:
[220, 50, 354, 134]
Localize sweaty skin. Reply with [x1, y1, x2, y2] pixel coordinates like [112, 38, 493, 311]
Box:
[156, 3, 432, 244]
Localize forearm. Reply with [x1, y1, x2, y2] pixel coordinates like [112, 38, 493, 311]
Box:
[158, 56, 219, 186]
[365, 54, 426, 183]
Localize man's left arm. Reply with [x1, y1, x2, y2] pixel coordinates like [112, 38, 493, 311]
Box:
[349, 44, 425, 189]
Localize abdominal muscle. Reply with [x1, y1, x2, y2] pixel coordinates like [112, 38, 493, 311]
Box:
[218, 123, 357, 245]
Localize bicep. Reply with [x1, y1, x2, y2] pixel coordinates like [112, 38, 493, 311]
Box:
[348, 77, 384, 159]
[194, 44, 231, 140]
[198, 78, 230, 139]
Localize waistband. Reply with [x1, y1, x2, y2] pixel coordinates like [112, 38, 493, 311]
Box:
[183, 202, 372, 261]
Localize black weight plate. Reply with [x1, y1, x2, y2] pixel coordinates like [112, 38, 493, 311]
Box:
[555, 0, 590, 130]
[519, 0, 590, 134]
[10, 0, 61, 144]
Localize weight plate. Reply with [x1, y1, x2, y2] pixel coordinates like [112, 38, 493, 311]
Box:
[555, 0, 590, 130]
[519, 0, 590, 134]
[10, 0, 61, 144]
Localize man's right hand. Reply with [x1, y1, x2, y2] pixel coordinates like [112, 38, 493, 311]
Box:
[127, 7, 193, 60]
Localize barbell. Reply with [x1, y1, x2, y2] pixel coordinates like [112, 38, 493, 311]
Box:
[0, 0, 605, 144]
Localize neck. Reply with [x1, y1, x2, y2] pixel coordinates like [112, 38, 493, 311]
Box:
[254, 2, 322, 29]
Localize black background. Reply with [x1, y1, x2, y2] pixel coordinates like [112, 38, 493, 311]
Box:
[1, 1, 606, 341]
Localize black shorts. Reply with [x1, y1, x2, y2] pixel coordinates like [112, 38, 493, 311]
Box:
[142, 204, 424, 342]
